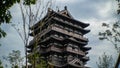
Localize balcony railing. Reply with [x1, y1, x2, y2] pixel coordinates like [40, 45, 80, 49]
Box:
[40, 45, 85, 56]
[29, 25, 88, 47]
[66, 47, 85, 56]
[52, 26, 88, 41]
[40, 45, 63, 53]
[53, 17, 82, 29]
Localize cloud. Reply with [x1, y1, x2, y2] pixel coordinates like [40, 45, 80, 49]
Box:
[97, 0, 117, 19]
[87, 39, 117, 67]
[0, 24, 25, 56]
[0, 0, 118, 68]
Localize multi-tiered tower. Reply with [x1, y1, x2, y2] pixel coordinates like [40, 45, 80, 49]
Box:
[27, 6, 91, 68]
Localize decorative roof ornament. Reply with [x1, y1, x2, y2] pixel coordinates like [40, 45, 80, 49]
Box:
[64, 6, 67, 10]
[48, 8, 52, 12]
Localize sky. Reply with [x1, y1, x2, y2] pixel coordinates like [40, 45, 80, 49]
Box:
[0, 0, 119, 68]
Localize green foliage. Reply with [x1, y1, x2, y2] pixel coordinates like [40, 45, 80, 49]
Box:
[24, 0, 37, 5]
[3, 50, 24, 68]
[39, 59, 48, 68]
[0, 0, 37, 38]
[28, 52, 48, 68]
[96, 53, 113, 68]
[0, 27, 6, 38]
[117, 0, 120, 14]
[99, 22, 120, 52]
[0, 60, 3, 68]
[99, 1, 120, 52]
[0, 0, 37, 24]
[0, 0, 19, 23]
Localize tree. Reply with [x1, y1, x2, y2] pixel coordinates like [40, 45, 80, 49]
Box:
[98, 0, 120, 68]
[117, 0, 120, 14]
[12, 0, 54, 67]
[3, 50, 24, 68]
[0, 60, 3, 68]
[0, 0, 37, 38]
[96, 53, 113, 68]
[99, 22, 120, 53]
[98, 0, 120, 53]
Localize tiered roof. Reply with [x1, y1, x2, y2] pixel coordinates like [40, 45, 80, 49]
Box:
[27, 6, 91, 68]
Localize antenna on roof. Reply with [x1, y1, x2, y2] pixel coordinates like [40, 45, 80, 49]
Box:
[64, 6, 67, 10]
[56, 6, 59, 12]
[48, 8, 52, 12]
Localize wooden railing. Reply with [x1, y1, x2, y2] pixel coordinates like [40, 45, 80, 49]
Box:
[66, 47, 85, 56]
[53, 17, 82, 29]
[40, 45, 85, 56]
[29, 24, 88, 46]
[40, 45, 63, 53]
[52, 26, 88, 41]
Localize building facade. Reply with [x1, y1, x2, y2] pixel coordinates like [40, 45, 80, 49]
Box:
[27, 6, 91, 68]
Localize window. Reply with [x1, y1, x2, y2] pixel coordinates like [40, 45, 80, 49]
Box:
[54, 34, 59, 37]
[54, 43, 57, 45]
[68, 43, 72, 46]
[69, 28, 73, 32]
[74, 48, 78, 51]
[78, 32, 82, 35]
[59, 25, 63, 29]
[65, 21, 68, 24]
[66, 27, 69, 31]
[68, 55, 73, 61]
[75, 31, 79, 34]
[68, 46, 72, 50]
[54, 54, 57, 57]
[60, 36, 63, 39]
[58, 44, 62, 47]
[74, 30, 77, 33]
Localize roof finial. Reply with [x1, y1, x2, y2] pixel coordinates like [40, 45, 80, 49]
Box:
[64, 6, 67, 10]
[48, 8, 52, 12]
[56, 6, 59, 12]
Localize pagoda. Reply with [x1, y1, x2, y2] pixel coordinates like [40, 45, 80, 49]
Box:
[27, 6, 91, 68]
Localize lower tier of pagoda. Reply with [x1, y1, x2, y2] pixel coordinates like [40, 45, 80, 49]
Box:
[27, 53, 89, 68]
[44, 54, 89, 68]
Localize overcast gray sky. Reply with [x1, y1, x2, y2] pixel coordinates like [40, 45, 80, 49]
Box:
[0, 0, 118, 68]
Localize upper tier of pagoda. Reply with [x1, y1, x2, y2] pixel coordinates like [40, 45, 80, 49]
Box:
[29, 6, 90, 31]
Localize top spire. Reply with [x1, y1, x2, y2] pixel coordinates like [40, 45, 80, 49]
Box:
[64, 6, 67, 10]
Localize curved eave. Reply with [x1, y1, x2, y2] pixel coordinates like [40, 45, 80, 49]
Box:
[82, 57, 90, 62]
[26, 45, 33, 49]
[29, 33, 33, 36]
[82, 47, 91, 51]
[29, 31, 38, 36]
[27, 49, 32, 53]
[81, 29, 90, 35]
[53, 10, 90, 28]
[52, 17, 90, 35]
[66, 50, 85, 56]
[27, 39, 36, 48]
[40, 48, 63, 55]
[40, 35, 87, 46]
[40, 36, 63, 45]
[64, 38, 87, 46]
[30, 9, 90, 30]
[26, 45, 30, 48]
